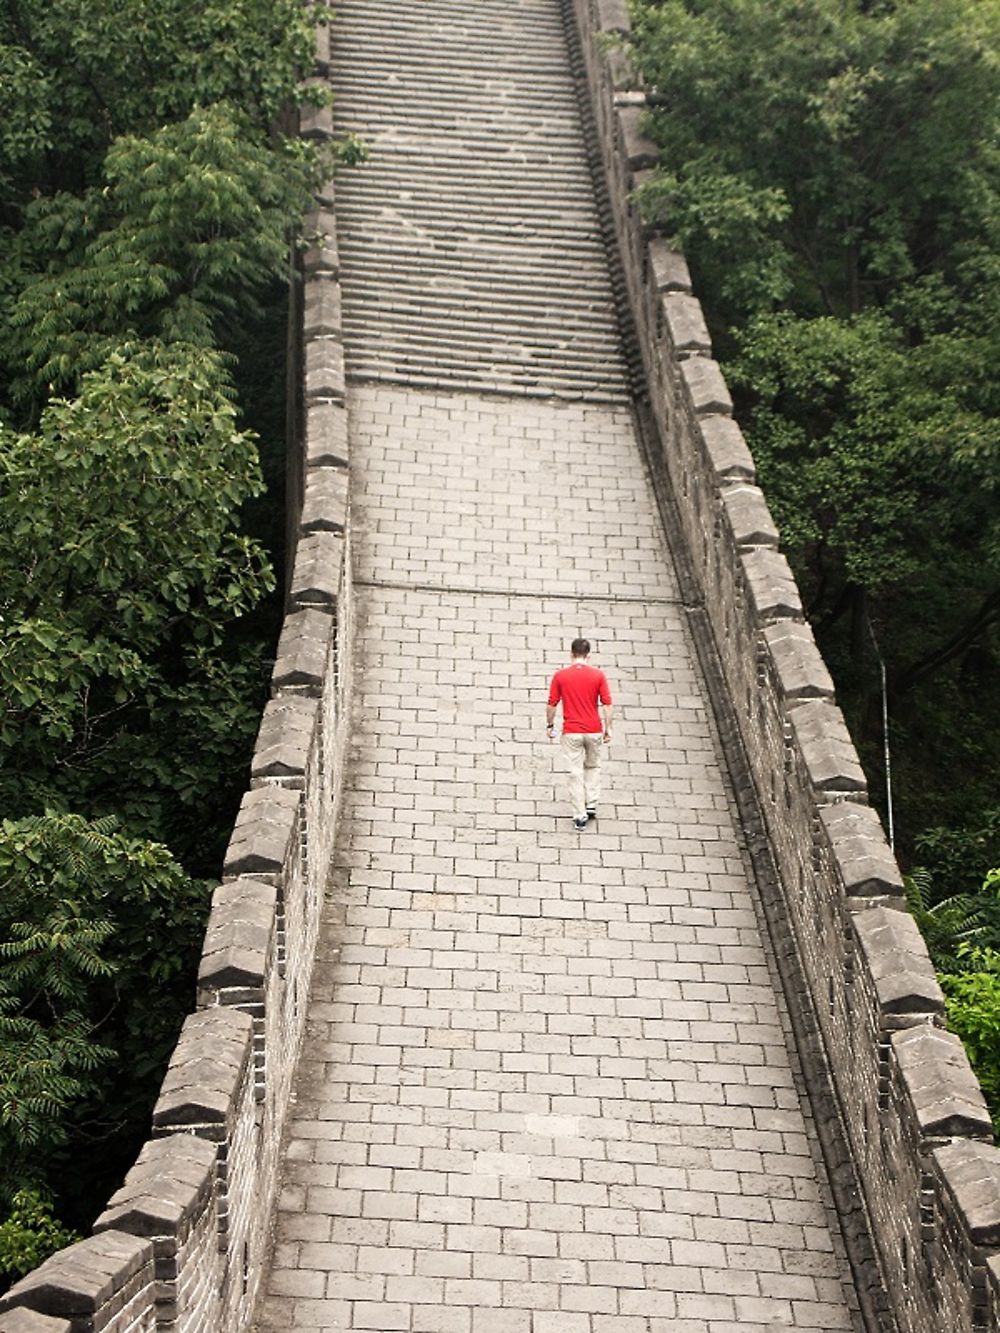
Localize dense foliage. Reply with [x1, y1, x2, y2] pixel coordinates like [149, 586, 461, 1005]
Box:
[628, 0, 1000, 1109]
[0, 0, 334, 1277]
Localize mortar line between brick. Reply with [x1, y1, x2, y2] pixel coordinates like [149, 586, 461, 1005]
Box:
[353, 576, 687, 607]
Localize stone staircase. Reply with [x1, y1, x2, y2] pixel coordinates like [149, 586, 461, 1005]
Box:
[329, 0, 629, 402]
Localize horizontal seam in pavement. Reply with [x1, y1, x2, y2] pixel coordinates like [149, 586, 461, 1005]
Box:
[354, 578, 689, 608]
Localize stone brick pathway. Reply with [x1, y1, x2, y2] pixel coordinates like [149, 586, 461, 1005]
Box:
[254, 2, 861, 1330]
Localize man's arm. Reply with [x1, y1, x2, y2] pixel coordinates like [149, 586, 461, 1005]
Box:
[546, 678, 559, 736]
[600, 673, 613, 742]
[602, 703, 613, 742]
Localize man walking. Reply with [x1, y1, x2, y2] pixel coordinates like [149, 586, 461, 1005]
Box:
[546, 638, 613, 829]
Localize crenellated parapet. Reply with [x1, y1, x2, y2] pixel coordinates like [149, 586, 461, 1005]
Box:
[566, 1, 1000, 1329]
[0, 6, 351, 1329]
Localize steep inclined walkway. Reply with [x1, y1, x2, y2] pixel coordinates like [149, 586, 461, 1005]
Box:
[256, 3, 861, 1331]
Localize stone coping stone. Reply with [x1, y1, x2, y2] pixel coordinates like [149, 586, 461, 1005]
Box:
[893, 1025, 993, 1139]
[616, 104, 658, 172]
[607, 46, 638, 95]
[303, 275, 343, 340]
[698, 415, 755, 483]
[933, 1139, 1000, 1247]
[252, 694, 320, 780]
[680, 357, 733, 417]
[223, 784, 300, 879]
[853, 905, 944, 1015]
[299, 87, 333, 141]
[0, 1312, 71, 1333]
[762, 621, 835, 704]
[740, 547, 803, 623]
[301, 465, 348, 536]
[647, 237, 691, 294]
[95, 1135, 216, 1239]
[198, 877, 277, 991]
[662, 293, 711, 357]
[819, 801, 903, 899]
[721, 483, 779, 551]
[290, 532, 344, 612]
[271, 607, 333, 696]
[153, 1007, 254, 1130]
[0, 1231, 152, 1320]
[596, 0, 631, 33]
[304, 338, 346, 403]
[306, 400, 349, 471]
[787, 700, 867, 794]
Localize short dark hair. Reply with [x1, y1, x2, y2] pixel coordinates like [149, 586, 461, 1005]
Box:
[571, 638, 591, 657]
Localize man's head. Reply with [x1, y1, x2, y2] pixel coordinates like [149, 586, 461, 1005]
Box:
[571, 638, 591, 659]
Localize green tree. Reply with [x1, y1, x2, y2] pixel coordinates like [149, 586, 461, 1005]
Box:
[628, 0, 1000, 868]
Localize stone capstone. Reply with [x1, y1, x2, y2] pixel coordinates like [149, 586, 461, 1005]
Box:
[303, 275, 343, 340]
[252, 694, 320, 781]
[301, 465, 348, 536]
[290, 531, 345, 612]
[0, 1313, 71, 1333]
[698, 415, 755, 483]
[893, 1025, 993, 1139]
[271, 608, 334, 696]
[853, 905, 945, 1016]
[763, 621, 835, 704]
[198, 877, 277, 992]
[721, 483, 779, 550]
[787, 700, 867, 794]
[933, 1139, 1000, 1247]
[304, 338, 346, 403]
[95, 1135, 217, 1239]
[680, 357, 733, 417]
[740, 547, 803, 623]
[223, 783, 300, 880]
[306, 400, 349, 470]
[661, 293, 711, 358]
[615, 104, 658, 172]
[647, 237, 692, 294]
[0, 1231, 152, 1320]
[819, 802, 903, 899]
[152, 1007, 254, 1131]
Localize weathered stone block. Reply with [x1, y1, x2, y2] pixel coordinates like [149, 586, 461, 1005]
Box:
[304, 337, 346, 403]
[616, 104, 658, 172]
[301, 465, 348, 536]
[224, 784, 300, 878]
[933, 1139, 1000, 1247]
[699, 416, 755, 483]
[740, 548, 802, 622]
[305, 400, 349, 470]
[721, 484, 778, 550]
[313, 16, 331, 74]
[819, 802, 903, 899]
[787, 700, 867, 793]
[272, 608, 333, 695]
[302, 275, 343, 340]
[96, 1135, 216, 1238]
[662, 293, 711, 357]
[607, 46, 638, 93]
[680, 357, 733, 417]
[198, 877, 277, 992]
[647, 237, 691, 294]
[252, 695, 320, 780]
[0, 1312, 71, 1333]
[893, 1025, 993, 1138]
[853, 906, 944, 1015]
[0, 1232, 153, 1321]
[153, 1008, 253, 1130]
[763, 621, 835, 704]
[299, 84, 333, 141]
[289, 532, 344, 612]
[596, 0, 631, 33]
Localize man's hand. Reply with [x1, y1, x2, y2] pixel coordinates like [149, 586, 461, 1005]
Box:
[603, 729, 612, 744]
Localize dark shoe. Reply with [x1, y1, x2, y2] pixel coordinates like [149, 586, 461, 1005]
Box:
[573, 816, 588, 830]
[586, 806, 597, 818]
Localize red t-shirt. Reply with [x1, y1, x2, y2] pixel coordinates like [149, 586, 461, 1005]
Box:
[548, 662, 611, 734]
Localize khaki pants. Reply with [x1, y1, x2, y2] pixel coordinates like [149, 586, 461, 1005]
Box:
[560, 732, 604, 819]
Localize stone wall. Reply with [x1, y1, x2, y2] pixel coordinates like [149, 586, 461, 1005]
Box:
[565, 2, 1000, 1330]
[0, 9, 351, 1329]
